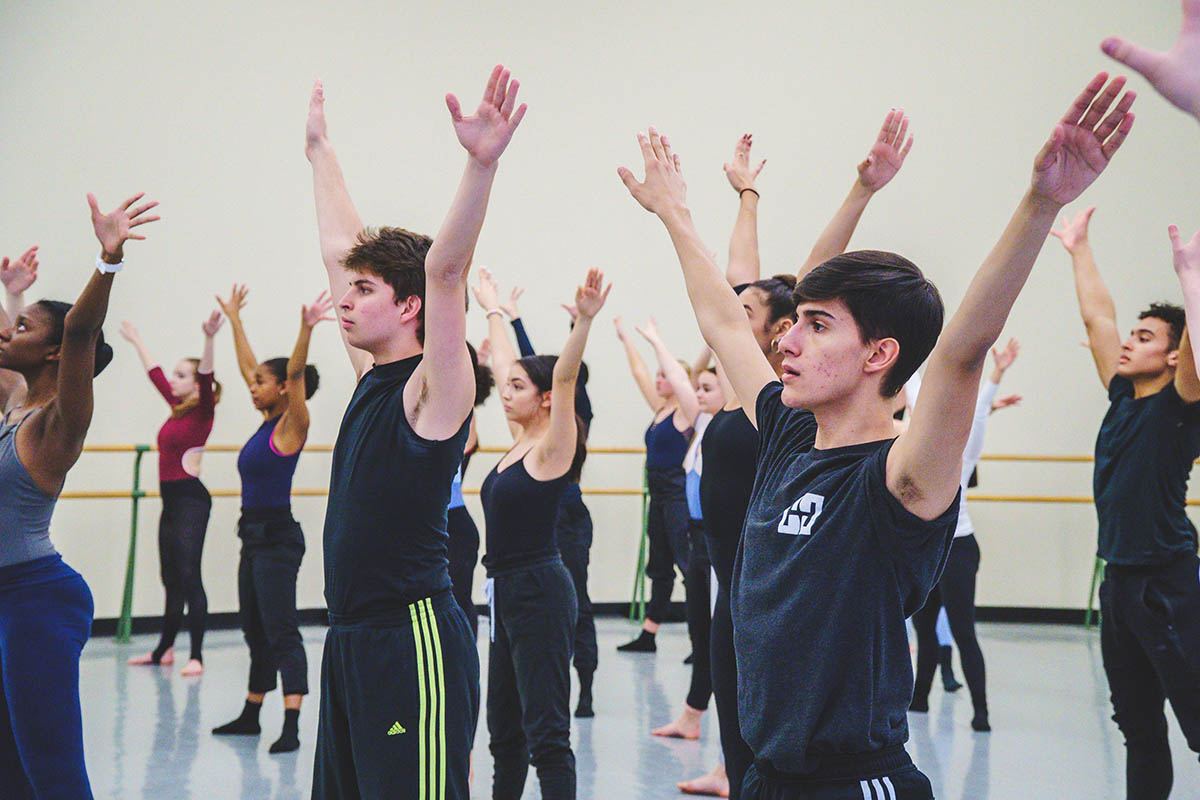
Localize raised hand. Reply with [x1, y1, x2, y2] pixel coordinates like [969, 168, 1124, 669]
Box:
[613, 315, 629, 341]
[201, 310, 224, 338]
[991, 394, 1023, 412]
[857, 108, 914, 193]
[302, 290, 336, 328]
[445, 65, 528, 167]
[1102, 0, 1200, 121]
[991, 338, 1020, 372]
[0, 246, 39, 294]
[472, 267, 501, 310]
[499, 285, 524, 319]
[1169, 222, 1200, 285]
[1049, 206, 1096, 253]
[306, 80, 329, 153]
[89, 192, 161, 261]
[574, 269, 611, 320]
[635, 316, 661, 343]
[215, 283, 249, 320]
[477, 337, 492, 366]
[618, 127, 688, 217]
[1030, 74, 1136, 205]
[561, 303, 579, 322]
[118, 320, 142, 344]
[724, 134, 765, 193]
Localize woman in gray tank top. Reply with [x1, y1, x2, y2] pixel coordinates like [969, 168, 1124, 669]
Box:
[0, 191, 158, 799]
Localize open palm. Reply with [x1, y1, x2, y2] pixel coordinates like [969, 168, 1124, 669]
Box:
[857, 109, 913, 192]
[0, 246, 38, 294]
[1169, 223, 1200, 282]
[574, 269, 610, 319]
[1103, 0, 1200, 119]
[446, 65, 528, 167]
[89, 192, 160, 257]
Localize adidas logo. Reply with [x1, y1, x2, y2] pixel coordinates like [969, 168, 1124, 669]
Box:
[387, 722, 406, 736]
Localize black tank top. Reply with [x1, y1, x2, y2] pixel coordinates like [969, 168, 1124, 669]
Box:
[644, 413, 691, 470]
[699, 407, 759, 587]
[480, 455, 569, 574]
[323, 355, 470, 617]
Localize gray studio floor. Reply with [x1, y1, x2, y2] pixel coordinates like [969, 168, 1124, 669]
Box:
[81, 619, 1197, 799]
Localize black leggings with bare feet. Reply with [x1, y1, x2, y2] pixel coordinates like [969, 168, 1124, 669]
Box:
[153, 478, 211, 663]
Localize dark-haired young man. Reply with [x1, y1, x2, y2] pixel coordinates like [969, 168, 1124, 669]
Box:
[1052, 207, 1200, 800]
[305, 66, 527, 800]
[620, 72, 1134, 799]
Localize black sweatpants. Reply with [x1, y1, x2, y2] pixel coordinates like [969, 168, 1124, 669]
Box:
[645, 466, 691, 624]
[911, 534, 986, 715]
[741, 749, 932, 799]
[155, 478, 211, 662]
[1100, 553, 1200, 800]
[557, 493, 597, 675]
[488, 557, 578, 800]
[446, 505, 480, 640]
[684, 518, 712, 711]
[237, 508, 307, 696]
[712, 585, 754, 799]
[313, 591, 479, 800]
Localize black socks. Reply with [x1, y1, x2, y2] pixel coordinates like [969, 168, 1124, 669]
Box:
[575, 670, 595, 718]
[270, 708, 301, 754]
[213, 700, 262, 735]
[938, 645, 962, 692]
[617, 630, 657, 653]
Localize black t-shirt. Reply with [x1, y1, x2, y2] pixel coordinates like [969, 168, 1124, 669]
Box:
[1094, 376, 1200, 566]
[323, 355, 470, 618]
[732, 383, 958, 774]
[699, 407, 760, 588]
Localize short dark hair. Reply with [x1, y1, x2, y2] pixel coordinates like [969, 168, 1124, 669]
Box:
[34, 300, 113, 377]
[465, 341, 494, 407]
[261, 357, 321, 399]
[737, 274, 799, 326]
[793, 251, 944, 397]
[514, 354, 588, 482]
[1138, 302, 1185, 351]
[343, 227, 433, 342]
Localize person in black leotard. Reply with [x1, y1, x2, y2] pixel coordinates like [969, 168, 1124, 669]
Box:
[474, 267, 608, 800]
[614, 315, 700, 653]
[208, 284, 331, 753]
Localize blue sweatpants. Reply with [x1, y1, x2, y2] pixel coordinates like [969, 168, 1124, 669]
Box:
[0, 554, 94, 799]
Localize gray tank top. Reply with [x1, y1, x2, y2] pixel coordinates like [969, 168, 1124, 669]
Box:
[0, 413, 58, 568]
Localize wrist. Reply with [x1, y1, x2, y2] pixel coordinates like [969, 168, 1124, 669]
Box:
[100, 248, 124, 265]
[849, 177, 877, 202]
[485, 308, 504, 319]
[738, 187, 759, 201]
[989, 368, 1004, 383]
[466, 155, 500, 175]
[657, 203, 693, 229]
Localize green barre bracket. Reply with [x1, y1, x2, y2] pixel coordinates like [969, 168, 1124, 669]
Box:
[1084, 556, 1105, 629]
[115, 445, 149, 643]
[629, 465, 649, 623]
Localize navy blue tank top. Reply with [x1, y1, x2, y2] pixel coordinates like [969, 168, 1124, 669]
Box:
[480, 455, 569, 574]
[237, 416, 301, 510]
[323, 356, 470, 617]
[644, 413, 691, 470]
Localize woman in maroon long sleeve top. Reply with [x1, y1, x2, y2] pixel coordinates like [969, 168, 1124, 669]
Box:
[121, 312, 223, 675]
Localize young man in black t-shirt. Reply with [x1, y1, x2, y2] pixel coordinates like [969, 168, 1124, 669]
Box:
[619, 73, 1135, 798]
[304, 67, 527, 799]
[1053, 207, 1200, 800]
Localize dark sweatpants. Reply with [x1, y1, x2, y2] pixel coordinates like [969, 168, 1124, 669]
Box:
[488, 557, 578, 800]
[556, 493, 597, 675]
[155, 477, 211, 662]
[684, 518, 712, 711]
[1100, 553, 1200, 800]
[0, 555, 94, 800]
[237, 508, 308, 696]
[911, 534, 986, 716]
[712, 586, 754, 799]
[446, 505, 480, 639]
[645, 466, 691, 624]
[313, 590, 478, 800]
[741, 749, 932, 799]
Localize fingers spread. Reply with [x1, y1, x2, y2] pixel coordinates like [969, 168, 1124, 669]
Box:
[1079, 75, 1126, 131]
[482, 64, 503, 106]
[509, 102, 528, 131]
[500, 79, 520, 118]
[648, 127, 667, 161]
[1100, 111, 1135, 160]
[1061, 73, 1109, 127]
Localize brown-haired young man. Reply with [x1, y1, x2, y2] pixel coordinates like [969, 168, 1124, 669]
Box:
[304, 66, 526, 799]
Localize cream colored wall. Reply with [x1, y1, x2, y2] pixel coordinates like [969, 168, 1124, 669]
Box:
[1, 0, 1195, 620]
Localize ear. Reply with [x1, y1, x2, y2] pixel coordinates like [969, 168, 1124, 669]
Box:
[398, 294, 423, 325]
[771, 317, 794, 338]
[1166, 347, 1180, 368]
[540, 389, 553, 410]
[862, 337, 901, 379]
[45, 344, 62, 365]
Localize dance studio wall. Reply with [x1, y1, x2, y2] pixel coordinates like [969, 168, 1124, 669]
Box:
[1, 0, 1195, 621]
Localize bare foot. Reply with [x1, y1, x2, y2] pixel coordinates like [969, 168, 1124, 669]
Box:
[128, 647, 172, 666]
[651, 704, 702, 739]
[678, 763, 729, 797]
[180, 658, 204, 676]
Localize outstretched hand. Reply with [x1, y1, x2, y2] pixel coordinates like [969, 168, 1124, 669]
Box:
[0, 246, 39, 295]
[857, 109, 914, 193]
[302, 290, 336, 328]
[613, 315, 629, 341]
[499, 286, 524, 319]
[724, 134, 765, 193]
[118, 320, 141, 344]
[477, 337, 492, 366]
[1169, 222, 1200, 285]
[472, 267, 501, 310]
[201, 310, 224, 338]
[1049, 206, 1096, 253]
[306, 80, 329, 153]
[634, 316, 661, 343]
[991, 338, 1021, 372]
[574, 269, 611, 320]
[619, 127, 688, 218]
[1030, 73, 1136, 205]
[89, 192, 161, 261]
[1102, 0, 1200, 121]
[446, 65, 528, 167]
[216, 283, 249, 320]
[991, 394, 1023, 412]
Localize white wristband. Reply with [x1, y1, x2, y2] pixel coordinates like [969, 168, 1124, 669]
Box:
[485, 308, 503, 319]
[96, 254, 124, 274]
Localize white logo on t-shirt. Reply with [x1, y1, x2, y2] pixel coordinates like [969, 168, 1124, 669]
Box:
[777, 493, 824, 536]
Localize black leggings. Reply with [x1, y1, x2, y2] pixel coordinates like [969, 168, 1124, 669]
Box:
[684, 518, 711, 710]
[912, 534, 985, 715]
[711, 586, 754, 799]
[446, 505, 480, 639]
[645, 467, 690, 624]
[154, 478, 211, 662]
[237, 509, 307, 696]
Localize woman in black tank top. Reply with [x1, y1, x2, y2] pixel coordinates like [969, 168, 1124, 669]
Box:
[473, 267, 608, 800]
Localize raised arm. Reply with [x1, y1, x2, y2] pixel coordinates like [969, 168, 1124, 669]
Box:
[1051, 206, 1121, 388]
[891, 73, 1135, 520]
[1168, 224, 1200, 402]
[962, 339, 1020, 475]
[798, 109, 914, 280]
[614, 315, 661, 411]
[1, 246, 38, 329]
[500, 286, 536, 356]
[117, 321, 160, 373]
[215, 283, 258, 389]
[636, 317, 700, 426]
[1103, 0, 1200, 123]
[689, 343, 712, 388]
[304, 81, 372, 379]
[724, 134, 765, 286]
[474, 267, 519, 393]
[619, 129, 777, 427]
[411, 65, 527, 441]
[199, 310, 222, 377]
[276, 291, 334, 454]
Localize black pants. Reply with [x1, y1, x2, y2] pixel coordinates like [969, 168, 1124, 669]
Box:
[446, 505, 480, 639]
[488, 557, 578, 800]
[645, 467, 691, 624]
[1100, 553, 1200, 800]
[712, 584, 754, 799]
[237, 508, 308, 696]
[684, 518, 712, 710]
[911, 535, 986, 715]
[557, 493, 597, 675]
[155, 478, 211, 662]
[313, 590, 478, 800]
[741, 750, 932, 800]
